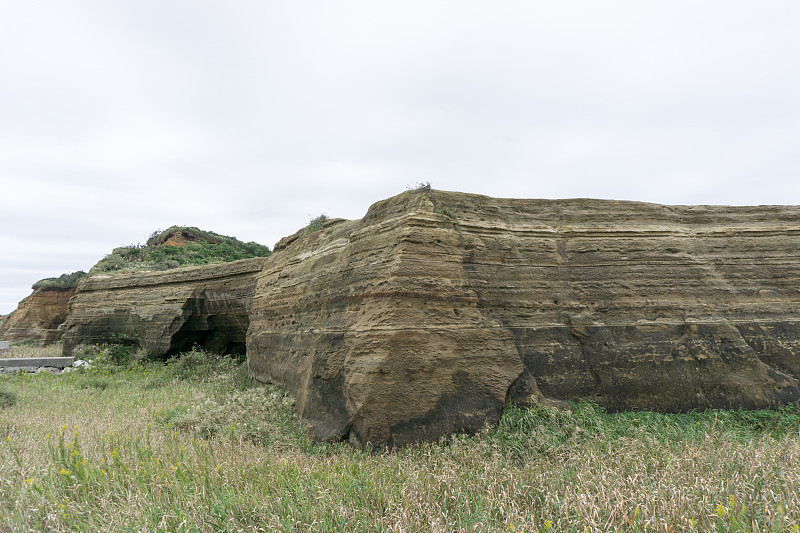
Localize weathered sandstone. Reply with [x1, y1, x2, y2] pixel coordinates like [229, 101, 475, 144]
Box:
[61, 258, 265, 357]
[0, 287, 76, 344]
[248, 189, 800, 447]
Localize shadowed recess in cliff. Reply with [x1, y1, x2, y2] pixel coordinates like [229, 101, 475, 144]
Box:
[166, 292, 249, 357]
[61, 258, 265, 358]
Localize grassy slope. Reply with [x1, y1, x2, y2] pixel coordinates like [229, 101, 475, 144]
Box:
[1, 349, 799, 532]
[0, 341, 62, 358]
[31, 272, 87, 292]
[89, 226, 271, 275]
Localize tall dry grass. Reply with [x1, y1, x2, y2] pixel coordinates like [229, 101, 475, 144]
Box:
[0, 341, 63, 359]
[1, 346, 799, 532]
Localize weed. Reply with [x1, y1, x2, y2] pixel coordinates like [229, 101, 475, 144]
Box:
[31, 271, 87, 292]
[165, 347, 241, 382]
[0, 387, 16, 408]
[2, 346, 800, 531]
[435, 206, 456, 219]
[100, 344, 134, 366]
[79, 375, 111, 391]
[90, 226, 271, 274]
[71, 344, 103, 361]
[303, 213, 330, 235]
[10, 338, 41, 348]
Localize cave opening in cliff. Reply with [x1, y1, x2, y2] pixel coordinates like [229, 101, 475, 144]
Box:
[166, 325, 247, 358]
[165, 299, 249, 359]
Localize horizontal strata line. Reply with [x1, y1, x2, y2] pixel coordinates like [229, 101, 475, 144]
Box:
[391, 258, 800, 269]
[451, 221, 800, 237]
[348, 212, 800, 239]
[255, 294, 800, 306]
[256, 261, 800, 282]
[255, 318, 800, 334]
[79, 271, 261, 293]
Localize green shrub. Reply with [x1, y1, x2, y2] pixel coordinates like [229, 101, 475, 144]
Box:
[303, 214, 329, 235]
[156, 380, 299, 446]
[71, 344, 103, 361]
[89, 226, 271, 274]
[165, 347, 242, 382]
[93, 254, 127, 273]
[434, 206, 456, 219]
[0, 387, 17, 408]
[74, 343, 149, 371]
[103, 344, 134, 366]
[31, 271, 87, 292]
[10, 338, 40, 348]
[80, 375, 111, 391]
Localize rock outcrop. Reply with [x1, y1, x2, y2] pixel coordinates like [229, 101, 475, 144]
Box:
[247, 189, 800, 447]
[0, 287, 76, 344]
[61, 257, 266, 357]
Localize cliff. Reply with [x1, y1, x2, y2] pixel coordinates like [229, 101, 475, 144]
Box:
[247, 189, 800, 447]
[61, 257, 266, 357]
[0, 287, 76, 344]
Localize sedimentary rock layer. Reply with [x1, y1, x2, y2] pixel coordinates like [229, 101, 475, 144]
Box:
[0, 287, 76, 344]
[248, 189, 800, 447]
[61, 258, 265, 357]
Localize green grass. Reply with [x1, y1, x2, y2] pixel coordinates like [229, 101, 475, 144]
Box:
[302, 214, 330, 236]
[89, 226, 271, 274]
[1, 349, 800, 532]
[31, 271, 87, 292]
[1, 341, 63, 359]
[0, 387, 16, 408]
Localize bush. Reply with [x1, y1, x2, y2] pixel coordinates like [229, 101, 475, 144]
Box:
[165, 347, 241, 382]
[89, 226, 271, 274]
[80, 375, 111, 391]
[103, 344, 134, 366]
[31, 271, 87, 292]
[10, 338, 41, 348]
[93, 254, 127, 273]
[71, 344, 103, 361]
[73, 343, 149, 371]
[160, 386, 299, 446]
[0, 387, 17, 408]
[303, 214, 329, 235]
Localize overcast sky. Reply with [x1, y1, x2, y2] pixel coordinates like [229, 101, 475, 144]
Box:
[1, 1, 799, 314]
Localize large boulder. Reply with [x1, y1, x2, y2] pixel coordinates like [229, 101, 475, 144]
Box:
[247, 189, 800, 447]
[0, 287, 76, 344]
[61, 257, 266, 357]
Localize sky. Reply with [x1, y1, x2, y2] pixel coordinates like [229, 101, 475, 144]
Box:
[1, 1, 799, 314]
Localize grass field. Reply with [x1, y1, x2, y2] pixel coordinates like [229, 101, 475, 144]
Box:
[0, 341, 63, 359]
[1, 347, 799, 532]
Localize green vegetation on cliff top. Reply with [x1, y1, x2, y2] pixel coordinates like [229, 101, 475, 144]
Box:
[31, 271, 88, 292]
[89, 226, 271, 274]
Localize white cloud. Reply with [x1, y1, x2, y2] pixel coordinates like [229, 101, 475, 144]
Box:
[2, 0, 800, 312]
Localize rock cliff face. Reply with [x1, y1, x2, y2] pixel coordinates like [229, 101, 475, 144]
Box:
[0, 287, 76, 344]
[248, 189, 800, 447]
[61, 257, 265, 357]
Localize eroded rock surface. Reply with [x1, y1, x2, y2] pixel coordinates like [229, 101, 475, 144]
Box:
[0, 287, 76, 344]
[61, 258, 266, 357]
[248, 190, 800, 447]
